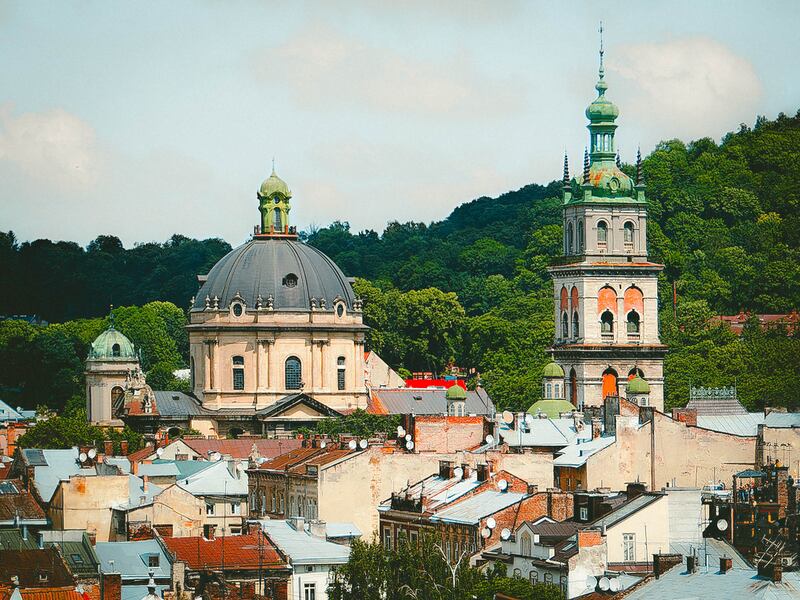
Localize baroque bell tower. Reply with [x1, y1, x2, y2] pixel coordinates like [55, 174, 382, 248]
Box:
[548, 28, 666, 411]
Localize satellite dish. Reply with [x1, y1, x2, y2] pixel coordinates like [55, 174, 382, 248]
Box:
[405, 434, 412, 442]
[320, 440, 327, 448]
[717, 518, 729, 531]
[599, 577, 610, 591]
[236, 462, 245, 472]
[500, 528, 511, 540]
[485, 434, 494, 445]
[397, 426, 405, 437]
[359, 439, 368, 450]
[155, 447, 164, 457]
[609, 578, 621, 592]
[453, 467, 464, 479]
[486, 517, 496, 529]
[481, 527, 491, 539]
[348, 440, 357, 450]
[498, 479, 508, 492]
[87, 448, 97, 459]
[79, 452, 87, 462]
[405, 440, 414, 450]
[585, 576, 598, 590]
[501, 410, 514, 424]
[211, 452, 222, 462]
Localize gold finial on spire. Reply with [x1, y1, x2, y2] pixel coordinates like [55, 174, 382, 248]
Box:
[272, 156, 276, 175]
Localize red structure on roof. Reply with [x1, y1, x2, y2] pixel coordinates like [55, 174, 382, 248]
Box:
[404, 377, 467, 390]
[161, 532, 286, 571]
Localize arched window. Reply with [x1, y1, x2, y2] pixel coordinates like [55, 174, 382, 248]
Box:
[112, 343, 121, 357]
[602, 368, 619, 399]
[554, 383, 560, 398]
[232, 356, 245, 390]
[627, 310, 640, 334]
[628, 367, 645, 379]
[273, 208, 282, 231]
[285, 356, 302, 390]
[624, 221, 634, 244]
[546, 383, 552, 398]
[337, 356, 346, 391]
[567, 222, 574, 254]
[572, 311, 579, 338]
[577, 220, 584, 251]
[601, 310, 614, 333]
[597, 220, 608, 244]
[561, 312, 569, 339]
[520, 532, 532, 556]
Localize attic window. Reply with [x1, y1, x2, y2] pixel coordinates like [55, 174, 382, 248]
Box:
[148, 554, 160, 568]
[71, 554, 84, 565]
[232, 302, 244, 317]
[283, 273, 298, 288]
[38, 572, 48, 582]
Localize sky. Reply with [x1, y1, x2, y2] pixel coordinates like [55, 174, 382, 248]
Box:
[1, 1, 799, 248]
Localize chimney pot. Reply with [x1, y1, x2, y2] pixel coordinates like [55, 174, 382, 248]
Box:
[720, 556, 732, 574]
[120, 441, 129, 456]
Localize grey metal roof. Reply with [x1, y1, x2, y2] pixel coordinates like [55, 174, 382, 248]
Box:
[325, 522, 362, 539]
[587, 493, 664, 530]
[176, 460, 248, 496]
[191, 238, 355, 312]
[370, 387, 494, 416]
[23, 448, 96, 503]
[153, 459, 215, 479]
[696, 413, 764, 436]
[95, 539, 172, 580]
[685, 393, 748, 415]
[670, 538, 751, 571]
[431, 491, 527, 525]
[152, 391, 205, 417]
[260, 520, 350, 566]
[137, 463, 180, 477]
[622, 562, 800, 599]
[0, 399, 34, 422]
[553, 435, 616, 468]
[499, 417, 589, 448]
[764, 412, 800, 428]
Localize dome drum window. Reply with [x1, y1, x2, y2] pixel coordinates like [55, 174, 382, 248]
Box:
[232, 356, 245, 391]
[282, 273, 298, 288]
[337, 356, 346, 391]
[600, 310, 614, 339]
[623, 221, 635, 250]
[597, 220, 608, 247]
[285, 356, 302, 390]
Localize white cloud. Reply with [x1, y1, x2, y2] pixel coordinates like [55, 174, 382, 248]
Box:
[254, 24, 524, 117]
[609, 37, 762, 141]
[0, 103, 100, 189]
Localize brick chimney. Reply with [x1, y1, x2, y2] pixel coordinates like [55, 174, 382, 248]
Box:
[439, 460, 454, 479]
[131, 460, 138, 476]
[591, 417, 602, 440]
[720, 556, 732, 574]
[476, 463, 489, 482]
[142, 475, 149, 493]
[757, 561, 782, 582]
[686, 555, 697, 574]
[653, 553, 682, 579]
[101, 572, 122, 600]
[120, 440, 129, 456]
[672, 408, 697, 427]
[103, 440, 114, 457]
[626, 482, 647, 500]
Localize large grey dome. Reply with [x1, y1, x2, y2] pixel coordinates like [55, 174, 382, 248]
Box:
[192, 238, 355, 312]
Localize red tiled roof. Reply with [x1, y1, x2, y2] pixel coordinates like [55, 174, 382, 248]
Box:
[0, 588, 94, 600]
[161, 533, 285, 570]
[0, 480, 46, 521]
[287, 449, 354, 474]
[125, 446, 157, 463]
[367, 392, 388, 415]
[256, 446, 324, 471]
[183, 438, 303, 460]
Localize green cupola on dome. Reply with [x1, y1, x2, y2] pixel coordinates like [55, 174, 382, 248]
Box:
[542, 362, 565, 378]
[565, 23, 641, 205]
[257, 163, 292, 235]
[88, 326, 137, 361]
[626, 375, 650, 394]
[445, 384, 467, 400]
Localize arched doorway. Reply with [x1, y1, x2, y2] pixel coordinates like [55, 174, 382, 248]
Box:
[569, 368, 578, 406]
[601, 367, 618, 399]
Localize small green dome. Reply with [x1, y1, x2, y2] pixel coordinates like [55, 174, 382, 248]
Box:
[446, 385, 467, 400]
[258, 169, 291, 199]
[88, 327, 137, 361]
[527, 399, 575, 419]
[578, 163, 634, 197]
[542, 362, 565, 378]
[585, 78, 619, 122]
[626, 375, 650, 394]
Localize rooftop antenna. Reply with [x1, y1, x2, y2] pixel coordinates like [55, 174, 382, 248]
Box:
[272, 156, 276, 174]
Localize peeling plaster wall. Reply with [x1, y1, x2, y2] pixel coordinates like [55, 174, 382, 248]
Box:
[585, 413, 756, 491]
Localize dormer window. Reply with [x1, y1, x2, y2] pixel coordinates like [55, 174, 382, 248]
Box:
[232, 302, 244, 317]
[112, 343, 121, 357]
[335, 302, 345, 318]
[283, 273, 298, 288]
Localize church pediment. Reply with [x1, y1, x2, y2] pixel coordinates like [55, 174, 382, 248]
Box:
[256, 393, 343, 419]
